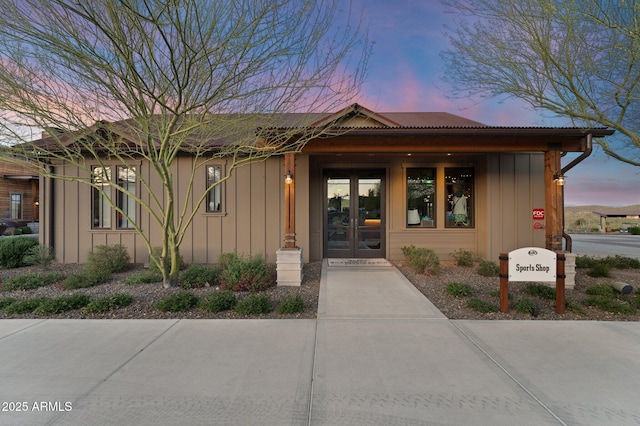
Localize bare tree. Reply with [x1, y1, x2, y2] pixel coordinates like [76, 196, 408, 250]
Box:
[442, 0, 640, 165]
[0, 0, 369, 287]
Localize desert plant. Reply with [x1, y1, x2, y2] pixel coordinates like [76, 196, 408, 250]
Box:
[446, 282, 474, 297]
[0, 236, 40, 269]
[2, 272, 64, 291]
[466, 298, 498, 313]
[450, 249, 475, 267]
[235, 294, 271, 315]
[565, 298, 586, 316]
[401, 245, 440, 274]
[154, 291, 198, 312]
[62, 268, 112, 290]
[218, 254, 275, 292]
[33, 294, 91, 315]
[514, 298, 537, 315]
[587, 264, 611, 278]
[524, 283, 556, 300]
[86, 244, 131, 274]
[217, 251, 239, 270]
[180, 264, 219, 289]
[0, 297, 18, 310]
[198, 291, 237, 313]
[22, 245, 55, 269]
[2, 297, 49, 314]
[584, 296, 635, 315]
[124, 270, 163, 285]
[585, 283, 614, 296]
[575, 255, 597, 269]
[84, 293, 133, 313]
[476, 259, 499, 277]
[276, 294, 305, 314]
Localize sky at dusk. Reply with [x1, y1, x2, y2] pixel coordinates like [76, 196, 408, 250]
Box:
[349, 0, 640, 207]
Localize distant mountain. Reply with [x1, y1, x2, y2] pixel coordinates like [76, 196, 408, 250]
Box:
[565, 204, 640, 232]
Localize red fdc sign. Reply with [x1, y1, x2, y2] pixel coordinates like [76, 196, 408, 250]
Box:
[532, 208, 545, 220]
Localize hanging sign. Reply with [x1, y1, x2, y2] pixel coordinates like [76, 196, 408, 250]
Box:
[508, 247, 556, 281]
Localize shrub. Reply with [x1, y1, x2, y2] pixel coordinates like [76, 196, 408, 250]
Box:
[476, 259, 499, 277]
[576, 255, 597, 269]
[276, 294, 305, 314]
[628, 226, 640, 235]
[33, 294, 91, 315]
[86, 244, 131, 274]
[0, 297, 18, 310]
[217, 251, 239, 270]
[401, 245, 440, 275]
[199, 291, 237, 313]
[514, 298, 537, 315]
[587, 264, 611, 278]
[62, 268, 111, 289]
[0, 237, 39, 269]
[489, 289, 512, 299]
[524, 283, 556, 300]
[19, 226, 32, 234]
[218, 254, 275, 292]
[84, 293, 133, 313]
[601, 255, 640, 269]
[124, 270, 163, 285]
[154, 291, 198, 312]
[585, 283, 614, 296]
[565, 298, 586, 316]
[148, 246, 184, 273]
[2, 272, 64, 291]
[584, 295, 635, 315]
[2, 297, 48, 314]
[466, 298, 498, 313]
[446, 282, 473, 297]
[450, 249, 475, 267]
[180, 264, 219, 289]
[235, 294, 271, 315]
[22, 245, 55, 269]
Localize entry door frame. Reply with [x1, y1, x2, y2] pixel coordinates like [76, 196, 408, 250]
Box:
[323, 168, 386, 258]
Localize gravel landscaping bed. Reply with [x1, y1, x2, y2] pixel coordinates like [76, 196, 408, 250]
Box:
[1, 260, 639, 320]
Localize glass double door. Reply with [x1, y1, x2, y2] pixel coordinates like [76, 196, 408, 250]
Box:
[324, 170, 385, 258]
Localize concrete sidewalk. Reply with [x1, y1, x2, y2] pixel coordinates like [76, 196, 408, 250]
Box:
[1, 261, 639, 425]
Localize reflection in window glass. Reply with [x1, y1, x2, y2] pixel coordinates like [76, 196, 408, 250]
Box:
[92, 166, 111, 229]
[446, 168, 474, 227]
[206, 165, 222, 212]
[117, 166, 136, 229]
[406, 168, 436, 227]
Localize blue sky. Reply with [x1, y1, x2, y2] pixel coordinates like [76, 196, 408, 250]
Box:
[349, 0, 640, 207]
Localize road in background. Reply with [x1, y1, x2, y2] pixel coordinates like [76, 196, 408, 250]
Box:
[569, 233, 640, 259]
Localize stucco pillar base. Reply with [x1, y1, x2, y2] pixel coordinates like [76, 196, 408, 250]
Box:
[276, 247, 303, 286]
[563, 252, 576, 290]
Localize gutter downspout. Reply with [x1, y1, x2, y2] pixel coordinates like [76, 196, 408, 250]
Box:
[561, 133, 593, 252]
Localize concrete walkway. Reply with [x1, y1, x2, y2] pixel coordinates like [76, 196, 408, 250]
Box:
[1, 261, 639, 425]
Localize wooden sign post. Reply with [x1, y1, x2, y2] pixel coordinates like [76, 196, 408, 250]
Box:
[499, 248, 566, 314]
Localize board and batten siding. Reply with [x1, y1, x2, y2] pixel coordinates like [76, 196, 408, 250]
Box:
[42, 155, 305, 265]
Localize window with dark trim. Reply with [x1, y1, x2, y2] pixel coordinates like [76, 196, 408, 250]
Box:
[406, 168, 436, 228]
[10, 193, 22, 220]
[206, 165, 222, 213]
[116, 166, 136, 229]
[445, 168, 474, 228]
[92, 166, 111, 229]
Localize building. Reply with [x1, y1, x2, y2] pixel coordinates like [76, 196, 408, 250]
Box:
[34, 104, 613, 284]
[0, 159, 39, 233]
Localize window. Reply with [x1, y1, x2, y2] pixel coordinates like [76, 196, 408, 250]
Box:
[206, 165, 222, 213]
[10, 193, 22, 220]
[92, 166, 111, 229]
[116, 166, 136, 229]
[91, 165, 137, 229]
[406, 168, 436, 227]
[445, 168, 474, 228]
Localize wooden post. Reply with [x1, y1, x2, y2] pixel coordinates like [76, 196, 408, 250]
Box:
[499, 253, 509, 313]
[544, 150, 563, 252]
[283, 152, 296, 248]
[556, 253, 566, 314]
